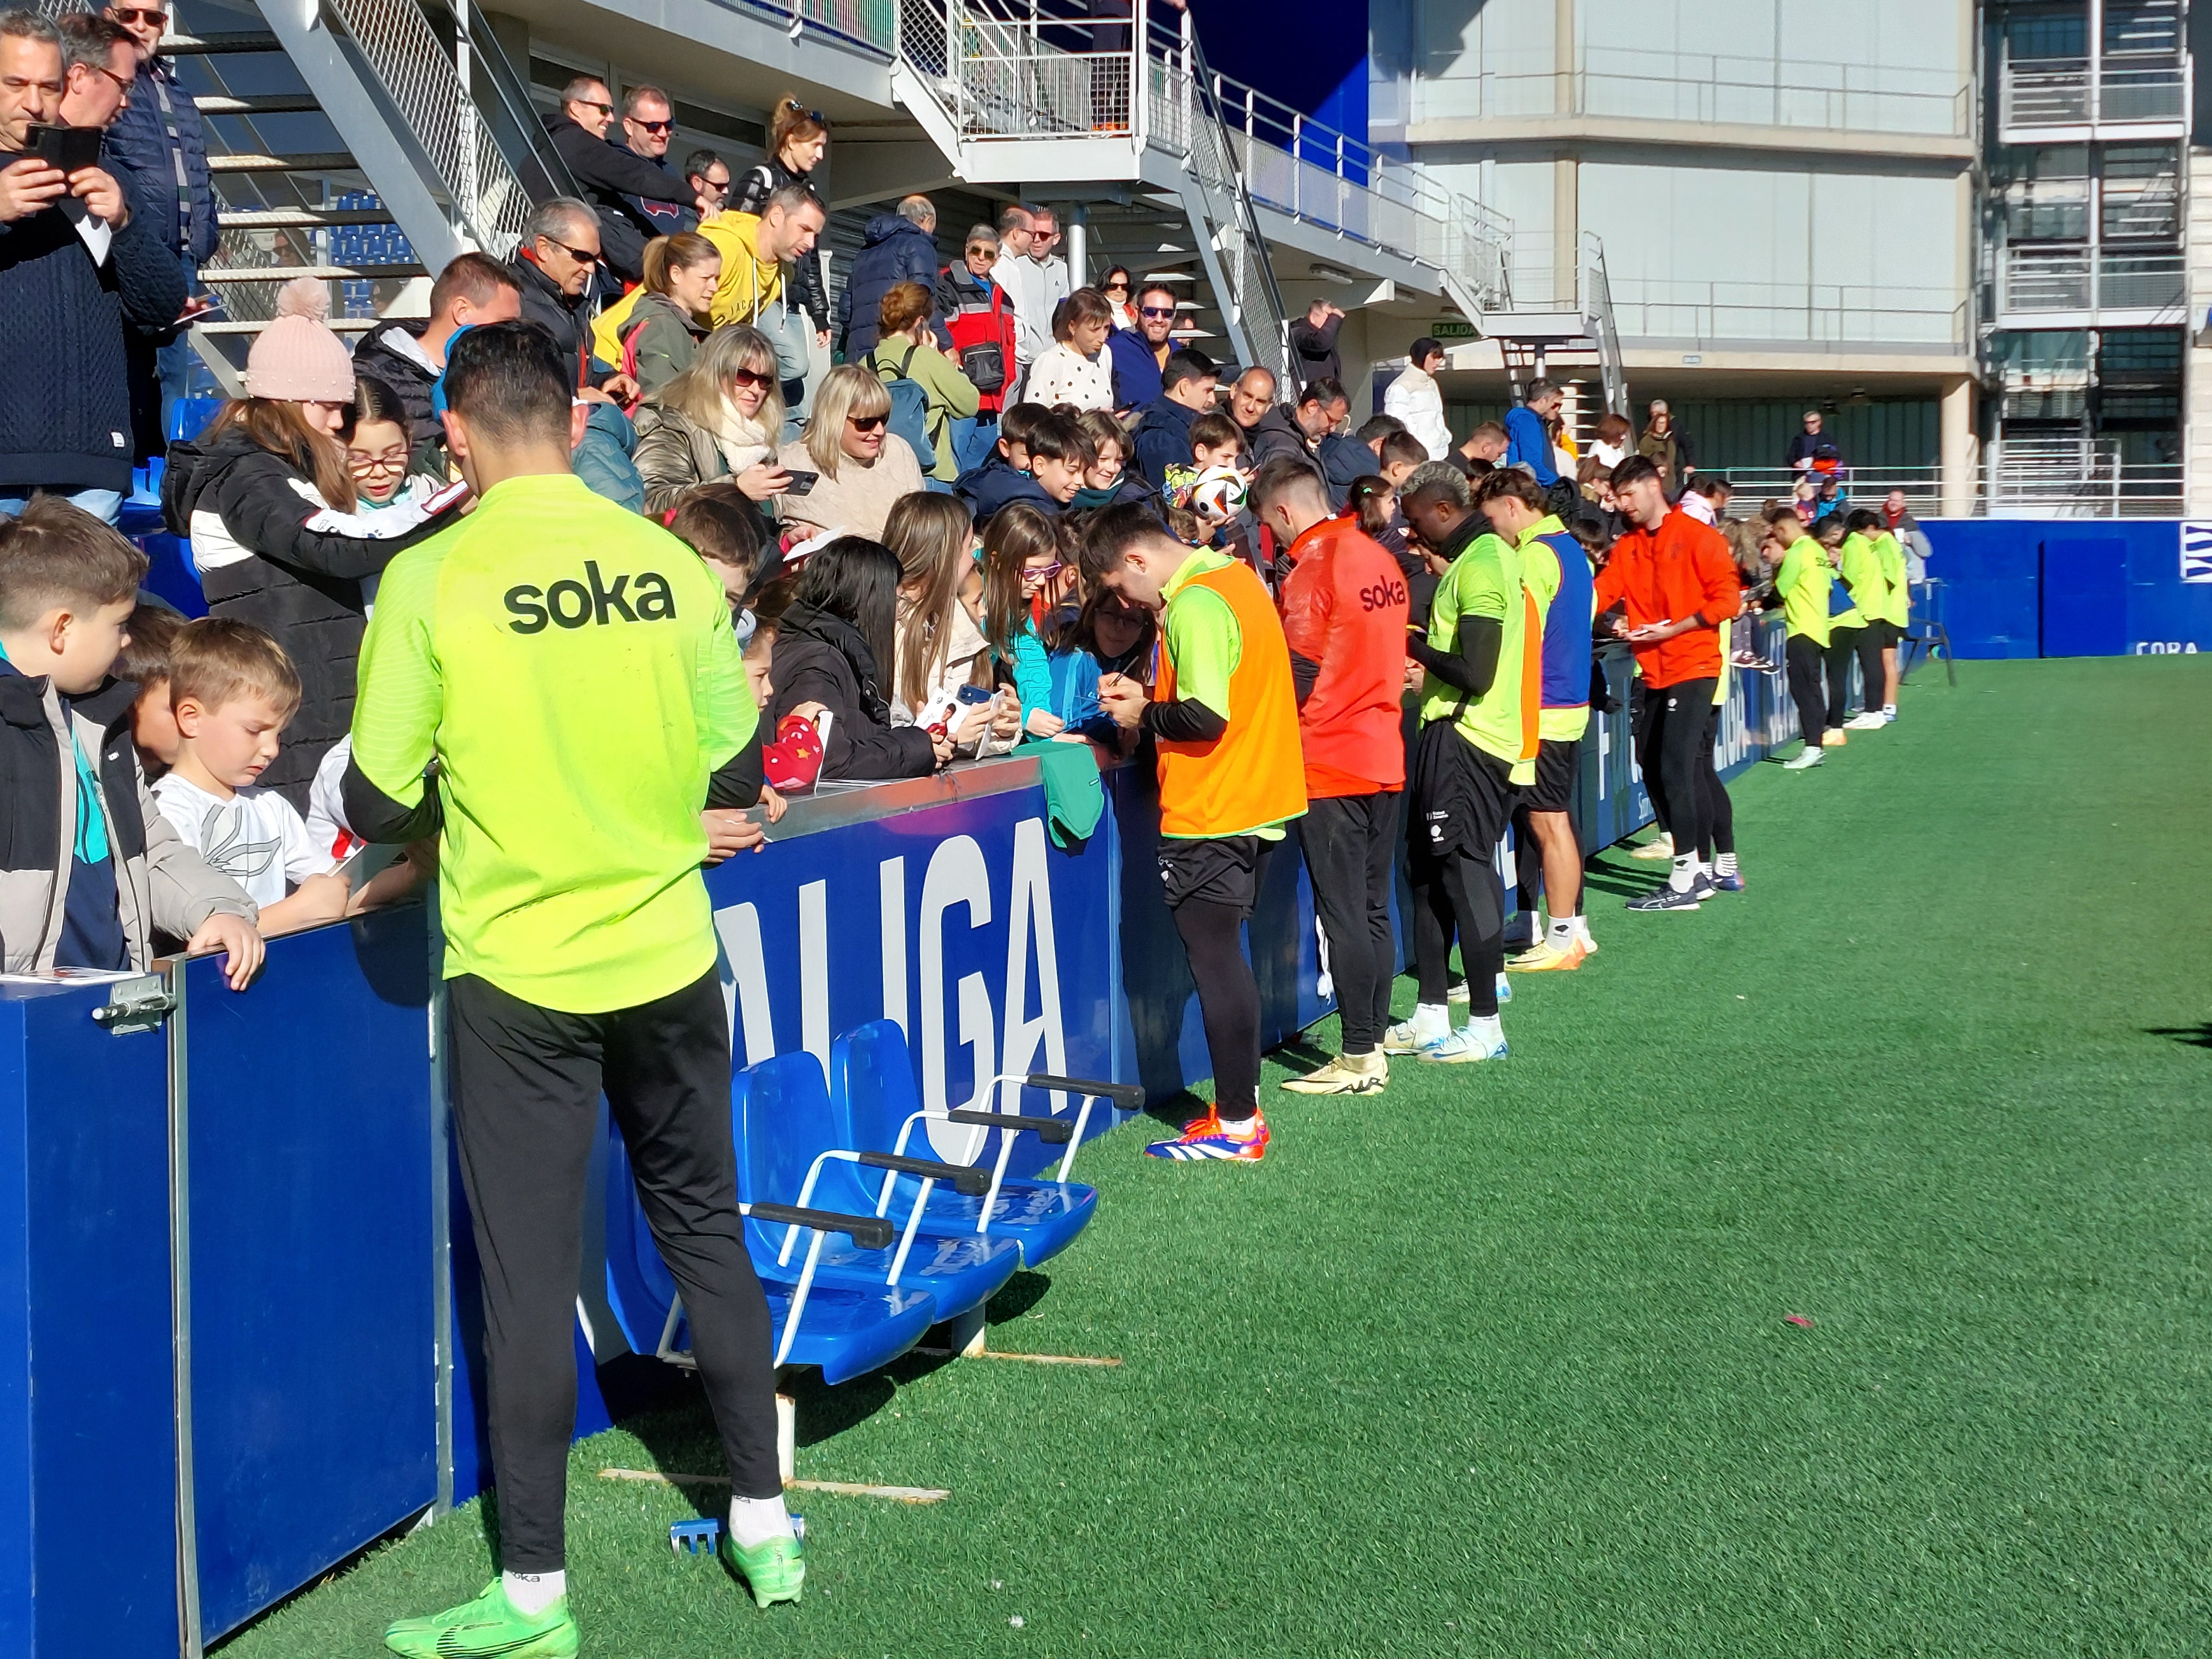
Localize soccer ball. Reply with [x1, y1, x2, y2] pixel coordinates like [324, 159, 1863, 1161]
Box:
[1188, 465, 1247, 519]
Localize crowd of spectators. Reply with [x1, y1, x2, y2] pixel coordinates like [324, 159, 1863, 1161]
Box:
[0, 32, 1921, 1031]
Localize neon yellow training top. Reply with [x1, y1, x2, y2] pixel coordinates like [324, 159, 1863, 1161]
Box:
[351, 472, 756, 1013]
[1835, 532, 1888, 630]
[1774, 537, 1834, 646]
[1421, 529, 1537, 785]
[1870, 530, 1911, 627]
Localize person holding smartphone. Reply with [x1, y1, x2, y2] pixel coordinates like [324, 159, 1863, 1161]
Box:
[0, 10, 182, 525]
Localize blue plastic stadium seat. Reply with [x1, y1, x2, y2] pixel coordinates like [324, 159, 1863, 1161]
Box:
[830, 1020, 1098, 1268]
[599, 1121, 935, 1387]
[737, 1051, 1022, 1323]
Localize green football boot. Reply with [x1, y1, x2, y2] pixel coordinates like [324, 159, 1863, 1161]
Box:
[383, 1579, 579, 1658]
[719, 1529, 806, 1609]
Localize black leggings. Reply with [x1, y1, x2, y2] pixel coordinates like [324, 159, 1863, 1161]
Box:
[1826, 624, 1882, 721]
[1413, 851, 1504, 1018]
[1300, 794, 1397, 1055]
[1785, 632, 1827, 744]
[1172, 899, 1265, 1115]
[1640, 678, 1715, 865]
[448, 968, 782, 1573]
[1696, 703, 1734, 861]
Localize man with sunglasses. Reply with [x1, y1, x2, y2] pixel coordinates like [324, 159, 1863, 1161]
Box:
[0, 9, 181, 525]
[99, 0, 214, 434]
[514, 196, 637, 405]
[1106, 279, 1180, 413]
[541, 74, 711, 286]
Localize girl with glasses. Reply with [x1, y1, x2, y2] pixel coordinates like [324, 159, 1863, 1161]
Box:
[978, 501, 1068, 741]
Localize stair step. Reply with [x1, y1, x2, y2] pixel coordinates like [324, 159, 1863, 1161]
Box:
[194, 318, 380, 335]
[195, 93, 321, 115]
[200, 263, 428, 282]
[219, 208, 398, 229]
[160, 30, 281, 53]
[209, 152, 358, 173]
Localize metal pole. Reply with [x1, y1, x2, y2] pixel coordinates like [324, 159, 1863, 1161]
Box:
[1066, 201, 1087, 287]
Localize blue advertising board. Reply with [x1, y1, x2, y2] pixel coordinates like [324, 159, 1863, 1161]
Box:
[1920, 519, 2212, 658]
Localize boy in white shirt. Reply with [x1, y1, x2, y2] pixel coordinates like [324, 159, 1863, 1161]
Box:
[151, 619, 351, 935]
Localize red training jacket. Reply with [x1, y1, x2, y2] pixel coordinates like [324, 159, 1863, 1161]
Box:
[1593, 509, 1741, 689]
[1276, 515, 1409, 797]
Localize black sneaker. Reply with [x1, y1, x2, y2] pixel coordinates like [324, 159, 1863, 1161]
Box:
[1625, 885, 1703, 912]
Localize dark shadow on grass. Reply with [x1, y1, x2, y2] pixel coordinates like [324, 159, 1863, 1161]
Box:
[1140, 1087, 1213, 1132]
[986, 1269, 1052, 1323]
[2146, 1024, 2212, 1049]
[1272, 1036, 1335, 1076]
[1582, 861, 1662, 898]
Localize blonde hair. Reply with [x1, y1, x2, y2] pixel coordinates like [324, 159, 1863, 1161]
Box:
[168, 617, 303, 718]
[805, 363, 893, 478]
[654, 323, 785, 438]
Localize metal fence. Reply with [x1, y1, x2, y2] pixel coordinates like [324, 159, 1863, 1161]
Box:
[1601, 278, 1972, 349]
[1997, 246, 2188, 317]
[1998, 55, 2188, 128]
[1710, 453, 2184, 520]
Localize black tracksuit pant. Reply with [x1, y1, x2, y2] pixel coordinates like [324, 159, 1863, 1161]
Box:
[1826, 623, 1882, 721]
[1785, 632, 1827, 744]
[448, 967, 781, 1573]
[1639, 678, 1715, 865]
[1300, 792, 1398, 1055]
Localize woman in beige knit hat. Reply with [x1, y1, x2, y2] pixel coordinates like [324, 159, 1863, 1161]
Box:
[160, 278, 464, 803]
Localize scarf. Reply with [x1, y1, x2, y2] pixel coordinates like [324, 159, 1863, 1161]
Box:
[704, 396, 774, 481]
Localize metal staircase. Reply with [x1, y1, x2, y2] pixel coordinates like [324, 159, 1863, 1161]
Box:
[889, 0, 1507, 375]
[1482, 231, 1631, 446]
[49, 0, 564, 389]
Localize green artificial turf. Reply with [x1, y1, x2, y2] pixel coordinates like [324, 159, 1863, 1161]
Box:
[221, 657, 2212, 1657]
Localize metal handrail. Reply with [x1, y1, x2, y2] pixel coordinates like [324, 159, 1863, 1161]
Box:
[1998, 53, 2188, 127]
[1178, 17, 1288, 379]
[437, 0, 579, 206]
[316, 0, 534, 253]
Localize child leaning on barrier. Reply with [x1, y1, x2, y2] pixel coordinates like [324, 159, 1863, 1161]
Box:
[0, 498, 262, 985]
[151, 618, 354, 937]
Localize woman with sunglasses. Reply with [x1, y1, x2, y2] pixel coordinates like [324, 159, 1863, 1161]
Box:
[1101, 266, 1135, 330]
[633, 324, 792, 525]
[731, 95, 833, 354]
[775, 363, 927, 544]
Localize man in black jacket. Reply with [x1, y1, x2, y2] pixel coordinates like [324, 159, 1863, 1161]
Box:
[1287, 298, 1343, 390]
[1129, 348, 1219, 487]
[351, 251, 521, 447]
[541, 75, 707, 287]
[0, 11, 183, 522]
[512, 197, 635, 402]
[1227, 366, 1313, 470]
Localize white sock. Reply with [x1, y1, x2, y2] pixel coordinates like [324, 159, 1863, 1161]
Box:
[1412, 1001, 1450, 1041]
[1669, 854, 1698, 892]
[1547, 917, 1577, 948]
[1715, 852, 1738, 877]
[1467, 1012, 1503, 1042]
[1883, 703, 1896, 715]
[1217, 1112, 1260, 1140]
[1573, 916, 1596, 947]
[730, 1494, 795, 1549]
[503, 1570, 565, 1615]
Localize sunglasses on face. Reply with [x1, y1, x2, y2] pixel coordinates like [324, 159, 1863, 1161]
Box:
[109, 6, 166, 22]
[1022, 561, 1065, 584]
[1139, 305, 1176, 320]
[728, 367, 774, 391]
[87, 61, 134, 94]
[571, 98, 613, 116]
[630, 118, 672, 133]
[541, 235, 601, 266]
[848, 414, 887, 432]
[1104, 280, 1129, 292]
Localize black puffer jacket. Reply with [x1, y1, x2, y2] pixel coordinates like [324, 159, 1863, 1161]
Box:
[766, 603, 937, 782]
[731, 155, 831, 334]
[542, 112, 696, 286]
[349, 320, 441, 447]
[162, 426, 460, 806]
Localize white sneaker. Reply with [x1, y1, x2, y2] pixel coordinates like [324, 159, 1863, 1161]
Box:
[1381, 1014, 1449, 1055]
[1423, 1019, 1507, 1063]
[1279, 1051, 1388, 1095]
[1629, 833, 1675, 862]
[1844, 712, 1886, 730]
[1445, 979, 1470, 1005]
[1882, 707, 1897, 724]
[1782, 746, 1824, 770]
